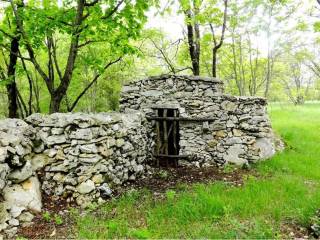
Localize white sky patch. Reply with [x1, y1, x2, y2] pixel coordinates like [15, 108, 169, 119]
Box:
[146, 1, 184, 40]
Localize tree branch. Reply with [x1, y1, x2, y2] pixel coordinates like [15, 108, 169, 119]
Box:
[0, 28, 15, 39]
[0, 43, 32, 61]
[101, 0, 125, 20]
[18, 49, 33, 115]
[69, 57, 122, 111]
[213, 0, 228, 50]
[85, 0, 99, 7]
[9, 0, 51, 90]
[52, 38, 63, 81]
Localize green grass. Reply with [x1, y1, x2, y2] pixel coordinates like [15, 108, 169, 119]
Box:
[74, 103, 320, 239]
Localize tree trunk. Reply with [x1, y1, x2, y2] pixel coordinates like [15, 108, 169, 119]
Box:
[186, 22, 200, 76]
[212, 48, 218, 77]
[49, 93, 64, 113]
[6, 36, 20, 118]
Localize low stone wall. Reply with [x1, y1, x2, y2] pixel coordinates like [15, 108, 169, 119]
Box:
[0, 111, 150, 236]
[178, 96, 277, 166]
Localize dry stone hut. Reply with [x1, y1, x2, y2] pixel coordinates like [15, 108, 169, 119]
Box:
[120, 74, 280, 167]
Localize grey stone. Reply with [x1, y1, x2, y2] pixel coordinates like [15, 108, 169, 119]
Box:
[122, 86, 139, 93]
[223, 145, 247, 165]
[0, 163, 9, 190]
[0, 203, 9, 225]
[253, 138, 276, 160]
[77, 180, 95, 194]
[51, 128, 64, 135]
[98, 183, 112, 198]
[8, 161, 33, 183]
[46, 135, 67, 145]
[141, 90, 163, 97]
[3, 176, 42, 217]
[15, 145, 25, 156]
[204, 89, 214, 96]
[79, 144, 98, 154]
[4, 226, 18, 238]
[0, 148, 7, 162]
[30, 154, 53, 171]
[70, 128, 93, 140]
[79, 154, 102, 164]
[8, 218, 19, 226]
[116, 139, 125, 147]
[18, 212, 34, 222]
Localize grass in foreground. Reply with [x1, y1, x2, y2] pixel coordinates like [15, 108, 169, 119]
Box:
[75, 103, 320, 239]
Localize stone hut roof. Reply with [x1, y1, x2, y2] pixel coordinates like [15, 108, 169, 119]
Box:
[133, 74, 223, 84]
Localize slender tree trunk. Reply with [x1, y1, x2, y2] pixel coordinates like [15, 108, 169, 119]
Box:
[264, 5, 273, 98]
[212, 48, 218, 77]
[6, 36, 20, 118]
[186, 20, 200, 76]
[49, 92, 65, 113]
[210, 0, 228, 78]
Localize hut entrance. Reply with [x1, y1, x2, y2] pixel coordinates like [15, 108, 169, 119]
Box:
[153, 108, 180, 167]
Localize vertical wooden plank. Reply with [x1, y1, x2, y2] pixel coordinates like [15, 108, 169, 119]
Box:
[156, 109, 161, 167]
[163, 109, 169, 167]
[173, 110, 178, 167]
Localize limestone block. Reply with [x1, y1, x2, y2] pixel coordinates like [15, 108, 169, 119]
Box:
[46, 135, 67, 146]
[0, 163, 9, 189]
[8, 161, 33, 183]
[0, 148, 7, 162]
[51, 128, 64, 135]
[0, 202, 9, 225]
[76, 180, 95, 194]
[30, 154, 53, 171]
[253, 138, 276, 160]
[223, 145, 247, 165]
[98, 183, 112, 198]
[79, 154, 102, 164]
[80, 144, 98, 154]
[70, 128, 93, 140]
[221, 101, 237, 112]
[18, 211, 34, 222]
[3, 176, 42, 217]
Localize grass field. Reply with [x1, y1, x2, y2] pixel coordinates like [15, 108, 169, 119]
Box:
[75, 103, 320, 239]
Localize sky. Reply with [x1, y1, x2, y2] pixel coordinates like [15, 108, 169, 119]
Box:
[146, 1, 185, 40]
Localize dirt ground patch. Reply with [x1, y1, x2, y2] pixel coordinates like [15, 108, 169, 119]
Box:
[116, 165, 254, 196]
[17, 194, 76, 239]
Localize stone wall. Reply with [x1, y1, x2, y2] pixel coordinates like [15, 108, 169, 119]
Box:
[120, 74, 281, 166]
[0, 74, 282, 236]
[0, 111, 150, 235]
[120, 74, 224, 115]
[178, 96, 276, 166]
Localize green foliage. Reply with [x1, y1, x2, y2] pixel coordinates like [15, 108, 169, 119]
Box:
[54, 214, 64, 225]
[42, 211, 51, 222]
[165, 190, 176, 201]
[130, 229, 152, 239]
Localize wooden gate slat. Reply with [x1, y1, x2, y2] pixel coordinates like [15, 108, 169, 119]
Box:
[163, 109, 169, 167]
[173, 109, 178, 167]
[156, 117, 161, 167]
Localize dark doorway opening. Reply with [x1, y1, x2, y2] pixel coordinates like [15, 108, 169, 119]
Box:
[154, 108, 180, 167]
